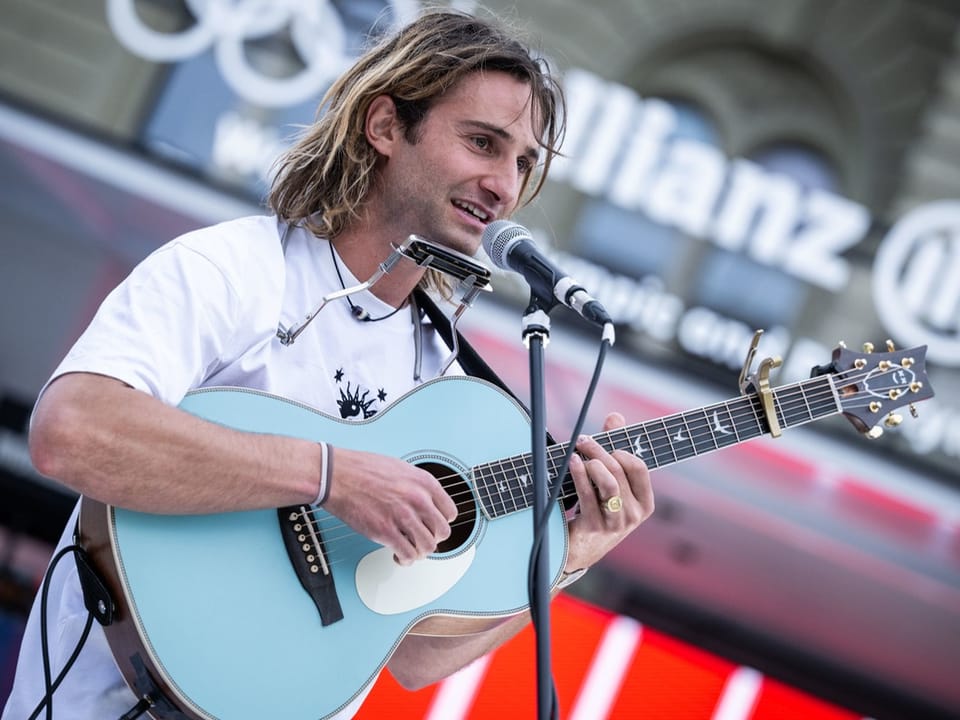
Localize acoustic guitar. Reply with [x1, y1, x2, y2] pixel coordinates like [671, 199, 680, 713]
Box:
[77, 342, 933, 719]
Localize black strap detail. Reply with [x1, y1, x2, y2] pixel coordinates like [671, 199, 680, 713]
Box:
[74, 546, 114, 627]
[414, 289, 559, 449]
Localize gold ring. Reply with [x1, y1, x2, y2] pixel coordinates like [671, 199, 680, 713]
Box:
[603, 495, 623, 513]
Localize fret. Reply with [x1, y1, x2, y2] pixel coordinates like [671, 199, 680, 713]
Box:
[739, 395, 767, 439]
[768, 377, 837, 431]
[513, 456, 534, 509]
[777, 386, 810, 428]
[473, 461, 501, 519]
[685, 408, 717, 456]
[707, 401, 741, 449]
[471, 462, 488, 515]
[547, 445, 571, 505]
[624, 424, 655, 466]
[487, 458, 511, 518]
[546, 445, 567, 477]
[679, 413, 698, 454]
[545, 448, 564, 502]
[662, 415, 697, 462]
[642, 419, 674, 469]
[494, 459, 514, 518]
[607, 427, 634, 455]
[797, 382, 814, 423]
[502, 456, 524, 514]
[773, 390, 787, 431]
[773, 388, 792, 428]
[805, 376, 842, 421]
[661, 418, 679, 464]
[700, 406, 721, 452]
[640, 423, 661, 467]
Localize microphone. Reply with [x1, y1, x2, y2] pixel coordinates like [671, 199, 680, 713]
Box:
[481, 220, 613, 328]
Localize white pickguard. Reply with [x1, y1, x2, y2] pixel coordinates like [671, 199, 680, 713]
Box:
[355, 546, 476, 615]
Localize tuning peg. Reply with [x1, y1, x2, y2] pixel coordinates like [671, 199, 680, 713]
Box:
[866, 426, 884, 439]
[863, 342, 875, 353]
[886, 339, 896, 351]
[884, 413, 903, 428]
[838, 340, 847, 349]
[910, 381, 924, 393]
[909, 403, 919, 419]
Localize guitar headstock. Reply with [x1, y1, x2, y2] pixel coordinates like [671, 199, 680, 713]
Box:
[812, 342, 934, 438]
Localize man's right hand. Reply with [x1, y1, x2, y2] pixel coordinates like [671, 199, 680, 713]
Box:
[322, 447, 458, 565]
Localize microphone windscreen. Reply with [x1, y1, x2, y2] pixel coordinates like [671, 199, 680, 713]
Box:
[481, 220, 530, 270]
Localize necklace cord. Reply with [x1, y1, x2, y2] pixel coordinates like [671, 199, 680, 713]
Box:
[329, 241, 405, 323]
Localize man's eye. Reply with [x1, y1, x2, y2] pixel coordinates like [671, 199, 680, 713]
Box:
[472, 136, 490, 150]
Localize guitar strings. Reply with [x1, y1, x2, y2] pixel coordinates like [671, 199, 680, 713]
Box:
[301, 365, 910, 553]
[292, 364, 920, 555]
[296, 364, 916, 551]
[358, 364, 907, 510]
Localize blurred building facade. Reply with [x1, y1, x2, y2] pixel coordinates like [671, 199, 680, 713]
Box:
[1, 1, 958, 718]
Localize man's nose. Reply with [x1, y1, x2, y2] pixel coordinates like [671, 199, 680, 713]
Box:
[479, 159, 521, 211]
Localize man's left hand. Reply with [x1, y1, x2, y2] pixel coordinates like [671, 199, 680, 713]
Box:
[563, 412, 655, 574]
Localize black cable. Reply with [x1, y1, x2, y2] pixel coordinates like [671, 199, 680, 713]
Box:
[117, 697, 153, 720]
[527, 335, 612, 720]
[27, 545, 95, 720]
[529, 336, 611, 580]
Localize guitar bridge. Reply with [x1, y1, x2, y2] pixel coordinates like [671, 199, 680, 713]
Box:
[277, 506, 344, 626]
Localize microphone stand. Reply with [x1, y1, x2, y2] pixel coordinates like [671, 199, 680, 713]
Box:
[521, 293, 556, 720]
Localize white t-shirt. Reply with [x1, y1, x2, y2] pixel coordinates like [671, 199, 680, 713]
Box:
[2, 215, 461, 720]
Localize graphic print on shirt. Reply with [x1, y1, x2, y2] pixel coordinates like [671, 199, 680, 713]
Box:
[334, 367, 387, 419]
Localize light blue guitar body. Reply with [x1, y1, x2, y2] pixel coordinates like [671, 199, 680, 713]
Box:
[82, 376, 568, 720]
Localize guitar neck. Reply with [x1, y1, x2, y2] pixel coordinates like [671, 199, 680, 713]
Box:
[474, 373, 842, 519]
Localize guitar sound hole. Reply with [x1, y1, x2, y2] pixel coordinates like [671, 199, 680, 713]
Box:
[417, 462, 477, 554]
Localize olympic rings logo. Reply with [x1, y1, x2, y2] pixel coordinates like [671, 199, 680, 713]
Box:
[107, 0, 421, 107]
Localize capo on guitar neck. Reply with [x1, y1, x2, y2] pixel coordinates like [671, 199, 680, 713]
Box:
[737, 330, 784, 438]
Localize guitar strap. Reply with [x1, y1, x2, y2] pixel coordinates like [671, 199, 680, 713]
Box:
[414, 288, 560, 449]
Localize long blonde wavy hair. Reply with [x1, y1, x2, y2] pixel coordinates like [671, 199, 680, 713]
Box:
[268, 9, 565, 294]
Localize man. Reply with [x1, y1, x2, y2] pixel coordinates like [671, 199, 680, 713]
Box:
[4, 9, 654, 719]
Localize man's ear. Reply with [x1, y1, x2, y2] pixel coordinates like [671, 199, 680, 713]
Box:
[365, 95, 400, 157]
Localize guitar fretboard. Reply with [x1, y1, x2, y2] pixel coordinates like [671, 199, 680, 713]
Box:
[472, 374, 841, 520]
